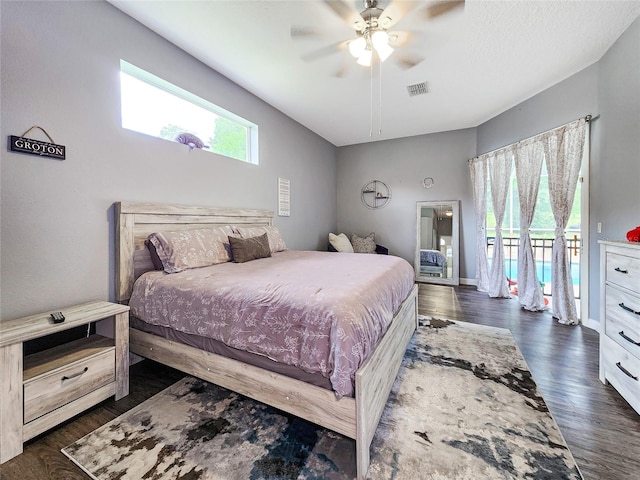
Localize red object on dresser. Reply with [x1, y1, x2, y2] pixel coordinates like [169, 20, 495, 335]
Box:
[627, 226, 640, 242]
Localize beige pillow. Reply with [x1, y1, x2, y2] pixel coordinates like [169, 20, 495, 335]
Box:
[351, 233, 376, 254]
[329, 232, 354, 253]
[147, 226, 235, 273]
[228, 233, 272, 263]
[234, 225, 287, 253]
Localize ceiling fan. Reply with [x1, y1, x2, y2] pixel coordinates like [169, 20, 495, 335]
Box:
[291, 0, 465, 73]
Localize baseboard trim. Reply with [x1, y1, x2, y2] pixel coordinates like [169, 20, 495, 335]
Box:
[582, 317, 600, 333]
[460, 278, 477, 286]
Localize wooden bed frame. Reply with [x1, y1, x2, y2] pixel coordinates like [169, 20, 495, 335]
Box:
[115, 201, 418, 479]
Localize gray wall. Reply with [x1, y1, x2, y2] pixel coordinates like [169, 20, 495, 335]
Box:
[592, 15, 640, 321]
[476, 64, 599, 154]
[476, 16, 640, 323]
[0, 1, 337, 320]
[596, 17, 640, 244]
[336, 129, 477, 279]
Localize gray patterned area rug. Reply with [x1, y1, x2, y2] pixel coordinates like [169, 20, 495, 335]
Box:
[62, 317, 582, 480]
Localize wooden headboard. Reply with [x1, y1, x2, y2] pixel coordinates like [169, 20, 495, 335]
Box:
[115, 202, 274, 303]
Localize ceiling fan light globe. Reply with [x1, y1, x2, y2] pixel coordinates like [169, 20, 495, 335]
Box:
[357, 48, 372, 67]
[349, 37, 367, 58]
[375, 42, 394, 62]
[371, 30, 389, 49]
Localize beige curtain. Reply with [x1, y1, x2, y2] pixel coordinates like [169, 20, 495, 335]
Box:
[542, 118, 587, 325]
[486, 147, 513, 298]
[514, 139, 546, 311]
[469, 158, 490, 292]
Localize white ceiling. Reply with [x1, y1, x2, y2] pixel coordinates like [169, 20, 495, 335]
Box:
[109, 0, 640, 147]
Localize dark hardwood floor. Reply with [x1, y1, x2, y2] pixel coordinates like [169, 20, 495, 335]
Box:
[2, 284, 639, 479]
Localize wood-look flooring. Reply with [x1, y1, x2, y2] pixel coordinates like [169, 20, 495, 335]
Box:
[2, 284, 639, 479]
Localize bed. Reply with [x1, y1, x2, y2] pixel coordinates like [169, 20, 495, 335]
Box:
[115, 202, 418, 479]
[420, 249, 447, 277]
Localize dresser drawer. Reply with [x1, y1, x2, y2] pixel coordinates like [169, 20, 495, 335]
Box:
[23, 347, 115, 423]
[606, 252, 640, 293]
[605, 286, 640, 356]
[602, 335, 640, 413]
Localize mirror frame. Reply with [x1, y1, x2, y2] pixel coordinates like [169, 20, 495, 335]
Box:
[415, 200, 460, 285]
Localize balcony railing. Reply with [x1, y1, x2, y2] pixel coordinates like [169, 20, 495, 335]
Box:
[487, 235, 581, 299]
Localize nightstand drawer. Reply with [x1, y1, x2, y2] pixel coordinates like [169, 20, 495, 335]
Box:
[606, 252, 640, 293]
[24, 346, 115, 423]
[602, 335, 640, 413]
[605, 286, 640, 355]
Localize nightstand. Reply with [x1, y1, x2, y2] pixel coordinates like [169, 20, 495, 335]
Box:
[0, 301, 129, 463]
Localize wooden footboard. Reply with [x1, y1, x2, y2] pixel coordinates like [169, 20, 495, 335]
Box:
[129, 328, 357, 438]
[356, 284, 418, 477]
[129, 284, 418, 479]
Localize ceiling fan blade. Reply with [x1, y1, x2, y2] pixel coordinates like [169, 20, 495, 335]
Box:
[300, 41, 348, 62]
[333, 62, 351, 78]
[423, 0, 465, 20]
[392, 52, 425, 70]
[322, 0, 359, 25]
[387, 30, 412, 48]
[379, 0, 419, 30]
[291, 26, 325, 39]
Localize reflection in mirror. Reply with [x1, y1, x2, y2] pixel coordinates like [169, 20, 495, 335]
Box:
[415, 200, 460, 285]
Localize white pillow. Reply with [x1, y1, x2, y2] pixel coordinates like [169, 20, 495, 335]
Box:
[329, 232, 354, 253]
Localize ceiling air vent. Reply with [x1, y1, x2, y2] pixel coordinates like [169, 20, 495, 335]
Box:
[407, 82, 428, 97]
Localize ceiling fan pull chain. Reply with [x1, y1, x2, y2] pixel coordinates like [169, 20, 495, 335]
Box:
[369, 60, 373, 137]
[379, 59, 382, 136]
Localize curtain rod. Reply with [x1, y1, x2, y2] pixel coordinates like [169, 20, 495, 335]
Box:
[472, 114, 597, 160]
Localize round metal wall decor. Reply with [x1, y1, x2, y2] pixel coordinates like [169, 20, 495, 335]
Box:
[361, 180, 391, 209]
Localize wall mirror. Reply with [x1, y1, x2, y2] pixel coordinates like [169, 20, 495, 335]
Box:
[415, 200, 460, 285]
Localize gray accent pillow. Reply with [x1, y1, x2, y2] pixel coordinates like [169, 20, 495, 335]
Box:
[351, 232, 376, 254]
[228, 233, 272, 263]
[234, 225, 287, 253]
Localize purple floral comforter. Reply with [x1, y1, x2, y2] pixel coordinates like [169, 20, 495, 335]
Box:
[129, 250, 415, 397]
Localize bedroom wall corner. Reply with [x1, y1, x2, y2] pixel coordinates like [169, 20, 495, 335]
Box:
[335, 128, 477, 279]
[591, 15, 640, 324]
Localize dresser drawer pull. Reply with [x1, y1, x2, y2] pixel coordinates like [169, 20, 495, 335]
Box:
[61, 366, 88, 381]
[615, 267, 629, 274]
[619, 331, 640, 346]
[619, 303, 640, 316]
[616, 362, 638, 381]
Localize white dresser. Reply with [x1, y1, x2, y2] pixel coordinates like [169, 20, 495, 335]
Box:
[599, 240, 640, 414]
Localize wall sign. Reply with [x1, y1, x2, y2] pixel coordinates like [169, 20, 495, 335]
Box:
[8, 126, 65, 160]
[278, 177, 290, 217]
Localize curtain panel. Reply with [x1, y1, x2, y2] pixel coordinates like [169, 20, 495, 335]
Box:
[543, 118, 587, 325]
[514, 139, 546, 311]
[469, 158, 490, 292]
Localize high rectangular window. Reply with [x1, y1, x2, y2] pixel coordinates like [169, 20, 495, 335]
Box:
[120, 60, 258, 164]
